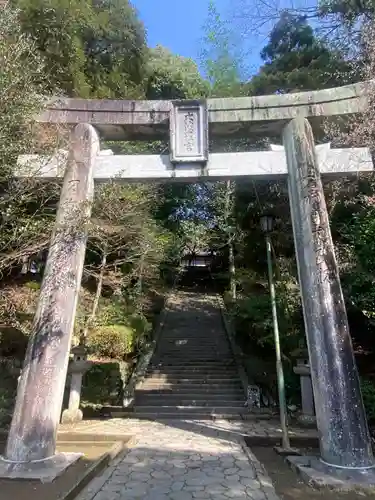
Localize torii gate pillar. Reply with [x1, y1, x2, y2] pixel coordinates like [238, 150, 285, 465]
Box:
[284, 117, 374, 469]
[0, 123, 99, 481]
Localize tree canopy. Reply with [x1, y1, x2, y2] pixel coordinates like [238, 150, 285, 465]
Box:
[13, 0, 147, 98]
[249, 11, 354, 95]
[145, 45, 208, 99]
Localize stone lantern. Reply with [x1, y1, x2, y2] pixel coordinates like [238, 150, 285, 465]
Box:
[293, 348, 316, 426]
[61, 343, 92, 424]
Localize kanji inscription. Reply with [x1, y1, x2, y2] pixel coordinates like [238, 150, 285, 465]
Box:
[170, 100, 208, 163]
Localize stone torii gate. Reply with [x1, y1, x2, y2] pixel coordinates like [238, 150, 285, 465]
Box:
[3, 82, 375, 479]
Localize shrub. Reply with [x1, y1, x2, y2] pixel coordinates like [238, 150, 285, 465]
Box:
[231, 294, 274, 347]
[129, 314, 151, 337]
[0, 360, 21, 426]
[24, 281, 41, 291]
[81, 361, 132, 406]
[0, 327, 29, 359]
[87, 324, 136, 360]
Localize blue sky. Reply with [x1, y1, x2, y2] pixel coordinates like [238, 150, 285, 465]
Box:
[132, 0, 317, 78]
[132, 0, 214, 58]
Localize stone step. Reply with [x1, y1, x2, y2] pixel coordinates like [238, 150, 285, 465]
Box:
[146, 368, 239, 375]
[152, 356, 233, 361]
[135, 397, 245, 406]
[148, 362, 236, 369]
[148, 368, 237, 373]
[142, 381, 242, 388]
[134, 405, 246, 414]
[148, 363, 236, 368]
[155, 341, 229, 346]
[110, 410, 246, 420]
[140, 380, 242, 387]
[149, 358, 237, 370]
[156, 346, 230, 349]
[158, 339, 228, 342]
[159, 337, 228, 341]
[136, 388, 245, 395]
[154, 350, 231, 354]
[154, 350, 232, 355]
[145, 374, 240, 380]
[144, 374, 241, 381]
[135, 391, 245, 399]
[145, 375, 240, 382]
[156, 341, 229, 344]
[158, 335, 228, 339]
[150, 363, 235, 368]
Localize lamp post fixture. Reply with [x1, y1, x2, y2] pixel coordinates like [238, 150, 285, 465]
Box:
[260, 214, 291, 451]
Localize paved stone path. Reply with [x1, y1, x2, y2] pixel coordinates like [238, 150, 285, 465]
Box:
[73, 419, 283, 500]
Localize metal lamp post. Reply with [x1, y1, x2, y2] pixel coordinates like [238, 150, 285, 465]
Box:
[260, 214, 291, 451]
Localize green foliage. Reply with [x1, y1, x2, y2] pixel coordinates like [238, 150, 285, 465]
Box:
[228, 268, 304, 356]
[84, 0, 146, 98]
[87, 324, 135, 359]
[249, 11, 354, 95]
[231, 294, 274, 347]
[82, 360, 131, 406]
[350, 208, 375, 272]
[0, 365, 19, 426]
[0, 4, 47, 178]
[92, 297, 151, 347]
[128, 314, 151, 337]
[24, 281, 41, 290]
[14, 0, 146, 98]
[0, 327, 29, 358]
[319, 0, 375, 26]
[146, 45, 208, 99]
[328, 186, 375, 317]
[179, 219, 210, 256]
[0, 4, 58, 274]
[201, 0, 245, 97]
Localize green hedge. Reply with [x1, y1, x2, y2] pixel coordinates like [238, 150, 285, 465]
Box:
[81, 361, 133, 407]
[87, 324, 136, 359]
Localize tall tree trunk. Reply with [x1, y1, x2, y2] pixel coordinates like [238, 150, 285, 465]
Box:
[82, 251, 107, 341]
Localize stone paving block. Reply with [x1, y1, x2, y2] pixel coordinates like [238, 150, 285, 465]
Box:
[142, 495, 169, 500]
[94, 491, 121, 500]
[170, 492, 195, 500]
[74, 420, 281, 499]
[192, 492, 211, 499]
[238, 469, 256, 479]
[171, 481, 185, 491]
[248, 490, 267, 500]
[240, 477, 260, 488]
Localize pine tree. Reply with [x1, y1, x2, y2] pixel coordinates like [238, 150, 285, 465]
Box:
[250, 11, 354, 95]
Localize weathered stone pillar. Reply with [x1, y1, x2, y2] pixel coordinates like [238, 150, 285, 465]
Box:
[283, 117, 373, 469]
[5, 123, 99, 463]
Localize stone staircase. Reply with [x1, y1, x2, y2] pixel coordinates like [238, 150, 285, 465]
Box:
[133, 289, 246, 419]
